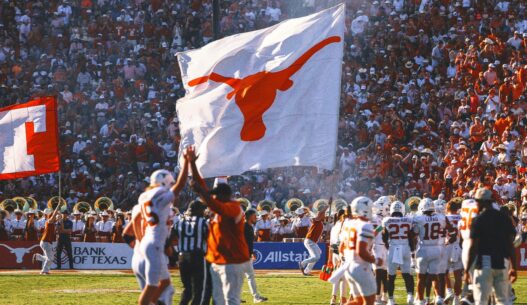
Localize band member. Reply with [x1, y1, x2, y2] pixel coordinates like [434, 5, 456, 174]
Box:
[292, 207, 311, 238]
[56, 210, 74, 270]
[84, 213, 97, 242]
[299, 199, 329, 276]
[24, 210, 39, 241]
[272, 216, 293, 241]
[255, 210, 272, 241]
[137, 149, 189, 305]
[71, 211, 85, 242]
[244, 209, 268, 303]
[96, 211, 113, 242]
[10, 209, 26, 240]
[112, 212, 125, 243]
[0, 211, 10, 241]
[33, 206, 61, 275]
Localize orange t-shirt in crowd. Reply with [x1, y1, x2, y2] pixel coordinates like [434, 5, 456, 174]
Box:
[205, 198, 250, 265]
[41, 221, 56, 243]
[306, 219, 324, 242]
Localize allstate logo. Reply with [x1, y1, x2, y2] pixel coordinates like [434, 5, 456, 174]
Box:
[253, 249, 263, 265]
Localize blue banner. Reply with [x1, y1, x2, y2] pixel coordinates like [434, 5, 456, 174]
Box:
[252, 242, 327, 270]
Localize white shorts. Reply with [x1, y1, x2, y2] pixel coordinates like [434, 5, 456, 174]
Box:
[416, 245, 443, 275]
[140, 238, 165, 286]
[132, 250, 146, 289]
[373, 244, 387, 270]
[445, 243, 463, 272]
[387, 244, 412, 275]
[346, 262, 377, 297]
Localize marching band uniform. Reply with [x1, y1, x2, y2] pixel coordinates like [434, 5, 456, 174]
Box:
[10, 212, 26, 241]
[292, 208, 311, 238]
[271, 217, 293, 241]
[111, 218, 125, 243]
[71, 214, 85, 242]
[0, 217, 10, 241]
[83, 216, 97, 242]
[95, 212, 114, 242]
[254, 211, 272, 241]
[24, 213, 39, 241]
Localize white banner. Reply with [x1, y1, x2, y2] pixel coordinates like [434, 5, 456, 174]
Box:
[51, 242, 133, 270]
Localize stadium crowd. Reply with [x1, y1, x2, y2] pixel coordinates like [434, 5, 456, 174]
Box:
[1, 0, 527, 225]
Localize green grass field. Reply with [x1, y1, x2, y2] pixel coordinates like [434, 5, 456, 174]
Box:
[0, 271, 526, 305]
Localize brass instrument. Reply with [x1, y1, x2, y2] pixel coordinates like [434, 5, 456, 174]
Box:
[504, 201, 517, 216]
[47, 196, 67, 212]
[236, 198, 251, 211]
[285, 198, 305, 213]
[24, 197, 38, 212]
[13, 197, 28, 212]
[330, 198, 348, 213]
[257, 200, 276, 213]
[312, 199, 329, 214]
[74, 201, 92, 213]
[405, 196, 421, 213]
[446, 197, 463, 212]
[0, 199, 18, 212]
[94, 197, 114, 212]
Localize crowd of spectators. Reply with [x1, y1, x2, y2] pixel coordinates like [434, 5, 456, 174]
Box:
[1, 0, 527, 214]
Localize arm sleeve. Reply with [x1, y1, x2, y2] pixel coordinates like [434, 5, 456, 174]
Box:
[358, 223, 375, 241]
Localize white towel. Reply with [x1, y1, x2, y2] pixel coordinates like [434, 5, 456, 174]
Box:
[328, 261, 350, 285]
[392, 245, 404, 265]
[451, 245, 461, 263]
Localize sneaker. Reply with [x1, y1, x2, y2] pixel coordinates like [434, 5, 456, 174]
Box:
[452, 297, 460, 305]
[40, 271, 49, 275]
[298, 262, 306, 275]
[254, 295, 268, 303]
[407, 295, 414, 305]
[387, 299, 395, 305]
[444, 291, 455, 304]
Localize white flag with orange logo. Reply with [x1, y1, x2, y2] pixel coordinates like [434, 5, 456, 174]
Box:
[177, 5, 344, 178]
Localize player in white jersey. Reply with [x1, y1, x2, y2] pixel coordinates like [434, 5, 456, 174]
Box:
[372, 197, 390, 305]
[412, 198, 450, 305]
[339, 196, 381, 305]
[457, 199, 479, 305]
[136, 151, 190, 305]
[443, 201, 463, 305]
[382, 201, 415, 305]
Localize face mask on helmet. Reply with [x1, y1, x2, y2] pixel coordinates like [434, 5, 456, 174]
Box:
[390, 201, 406, 216]
[351, 196, 373, 220]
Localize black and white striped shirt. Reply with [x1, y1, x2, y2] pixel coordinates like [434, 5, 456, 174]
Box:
[175, 216, 209, 254]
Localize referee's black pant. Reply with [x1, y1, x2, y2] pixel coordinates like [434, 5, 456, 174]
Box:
[179, 251, 206, 305]
[56, 238, 74, 269]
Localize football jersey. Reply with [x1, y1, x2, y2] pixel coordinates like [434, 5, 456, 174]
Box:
[459, 201, 479, 241]
[138, 186, 175, 241]
[446, 214, 462, 240]
[412, 214, 446, 247]
[339, 218, 375, 264]
[382, 216, 413, 246]
[372, 215, 385, 246]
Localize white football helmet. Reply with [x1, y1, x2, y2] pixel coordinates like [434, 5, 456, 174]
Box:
[418, 198, 435, 213]
[373, 196, 391, 217]
[389, 201, 406, 216]
[434, 199, 446, 214]
[351, 196, 373, 220]
[150, 169, 175, 188]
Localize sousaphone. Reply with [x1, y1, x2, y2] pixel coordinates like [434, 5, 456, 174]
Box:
[94, 197, 114, 212]
[285, 198, 304, 213]
[405, 196, 421, 213]
[312, 199, 329, 214]
[236, 198, 251, 211]
[257, 200, 276, 213]
[0, 199, 18, 213]
[330, 198, 348, 214]
[24, 197, 38, 212]
[74, 201, 92, 213]
[48, 196, 67, 212]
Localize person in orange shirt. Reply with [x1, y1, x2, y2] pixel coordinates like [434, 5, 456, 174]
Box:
[33, 204, 61, 275]
[189, 149, 250, 305]
[299, 199, 330, 276]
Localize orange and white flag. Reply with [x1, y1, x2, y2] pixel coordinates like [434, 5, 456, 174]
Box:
[177, 5, 344, 178]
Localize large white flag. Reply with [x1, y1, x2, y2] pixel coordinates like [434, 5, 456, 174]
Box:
[177, 4, 344, 178]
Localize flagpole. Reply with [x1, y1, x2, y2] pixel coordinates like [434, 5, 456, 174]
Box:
[212, 0, 220, 40]
[58, 170, 62, 209]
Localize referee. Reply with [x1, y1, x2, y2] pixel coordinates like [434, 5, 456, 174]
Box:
[175, 200, 209, 305]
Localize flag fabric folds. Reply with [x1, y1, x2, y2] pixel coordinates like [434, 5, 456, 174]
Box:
[0, 97, 60, 180]
[177, 5, 345, 178]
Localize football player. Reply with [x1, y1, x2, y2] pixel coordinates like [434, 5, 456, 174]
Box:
[382, 201, 415, 305]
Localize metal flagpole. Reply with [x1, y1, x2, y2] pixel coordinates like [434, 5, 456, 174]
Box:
[58, 171, 62, 208]
[212, 0, 221, 40]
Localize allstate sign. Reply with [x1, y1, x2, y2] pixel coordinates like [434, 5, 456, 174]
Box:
[252, 242, 327, 270]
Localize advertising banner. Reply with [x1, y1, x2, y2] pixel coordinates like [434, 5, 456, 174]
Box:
[50, 242, 133, 270]
[252, 242, 327, 270]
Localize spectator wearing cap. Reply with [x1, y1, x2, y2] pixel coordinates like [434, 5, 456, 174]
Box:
[464, 188, 517, 305]
[56, 210, 74, 270]
[189, 150, 250, 305]
[291, 207, 312, 238]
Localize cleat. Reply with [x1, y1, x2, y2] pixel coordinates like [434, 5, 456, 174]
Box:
[444, 292, 454, 304]
[388, 299, 395, 305]
[254, 295, 268, 303]
[298, 262, 306, 275]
